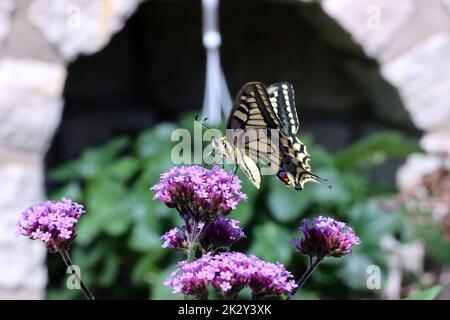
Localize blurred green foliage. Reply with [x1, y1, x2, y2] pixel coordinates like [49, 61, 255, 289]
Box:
[403, 285, 443, 300]
[47, 112, 421, 300]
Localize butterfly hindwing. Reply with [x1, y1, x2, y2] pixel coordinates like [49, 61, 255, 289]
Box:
[267, 82, 299, 137]
[266, 82, 325, 189]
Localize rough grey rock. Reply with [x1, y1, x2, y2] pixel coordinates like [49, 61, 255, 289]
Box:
[0, 59, 66, 152]
[0, 58, 65, 298]
[321, 0, 415, 60]
[382, 34, 450, 133]
[0, 0, 14, 46]
[0, 162, 47, 294]
[28, 0, 144, 62]
[0, 0, 144, 298]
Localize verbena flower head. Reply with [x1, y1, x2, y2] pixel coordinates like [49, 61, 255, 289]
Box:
[17, 198, 85, 253]
[202, 217, 245, 249]
[151, 166, 247, 221]
[164, 252, 297, 299]
[291, 216, 361, 258]
[161, 226, 188, 251]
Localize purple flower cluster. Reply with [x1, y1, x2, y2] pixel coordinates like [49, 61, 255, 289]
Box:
[161, 217, 244, 252]
[164, 252, 297, 299]
[154, 167, 361, 300]
[202, 216, 245, 249]
[151, 166, 247, 220]
[17, 198, 85, 252]
[161, 226, 189, 251]
[292, 216, 361, 258]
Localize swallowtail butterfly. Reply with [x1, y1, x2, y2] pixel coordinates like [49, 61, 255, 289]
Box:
[210, 82, 325, 190]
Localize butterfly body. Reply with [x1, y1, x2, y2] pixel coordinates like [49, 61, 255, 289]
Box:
[209, 136, 262, 189]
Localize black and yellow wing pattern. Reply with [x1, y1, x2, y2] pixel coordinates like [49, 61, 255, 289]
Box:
[266, 82, 299, 137]
[226, 82, 283, 177]
[226, 81, 325, 190]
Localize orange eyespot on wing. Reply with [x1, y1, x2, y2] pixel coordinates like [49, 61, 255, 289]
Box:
[277, 171, 291, 185]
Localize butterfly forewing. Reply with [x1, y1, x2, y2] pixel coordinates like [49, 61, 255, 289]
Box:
[227, 82, 280, 131]
[226, 82, 283, 177]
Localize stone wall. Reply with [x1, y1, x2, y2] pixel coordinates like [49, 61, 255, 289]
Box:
[318, 0, 450, 299]
[0, 0, 143, 299]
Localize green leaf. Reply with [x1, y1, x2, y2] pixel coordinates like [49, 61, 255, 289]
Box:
[128, 223, 163, 253]
[231, 170, 258, 226]
[411, 218, 450, 264]
[131, 252, 175, 285]
[134, 150, 176, 222]
[47, 287, 83, 300]
[47, 160, 83, 182]
[48, 136, 131, 181]
[267, 179, 313, 223]
[336, 254, 377, 290]
[333, 132, 421, 171]
[348, 200, 401, 245]
[266, 169, 348, 224]
[82, 136, 131, 163]
[78, 136, 131, 178]
[75, 208, 107, 245]
[177, 111, 202, 134]
[249, 222, 293, 264]
[136, 123, 178, 157]
[71, 242, 109, 268]
[403, 285, 443, 300]
[106, 156, 140, 182]
[98, 253, 120, 286]
[309, 168, 350, 204]
[85, 178, 131, 237]
[149, 267, 183, 300]
[50, 182, 83, 202]
[346, 200, 402, 269]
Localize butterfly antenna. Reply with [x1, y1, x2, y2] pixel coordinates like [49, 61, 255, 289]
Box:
[195, 115, 211, 129]
[311, 172, 332, 189]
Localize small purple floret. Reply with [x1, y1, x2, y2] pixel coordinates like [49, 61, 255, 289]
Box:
[291, 216, 361, 258]
[151, 166, 247, 220]
[202, 216, 245, 249]
[17, 198, 85, 252]
[164, 252, 297, 299]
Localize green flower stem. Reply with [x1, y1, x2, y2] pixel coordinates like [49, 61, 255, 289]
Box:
[287, 255, 324, 300]
[184, 239, 198, 300]
[58, 248, 95, 300]
[187, 243, 195, 262]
